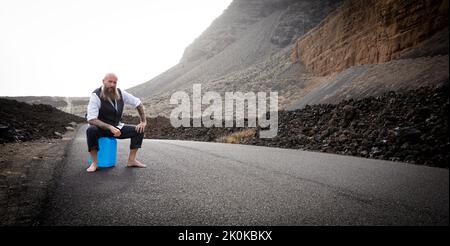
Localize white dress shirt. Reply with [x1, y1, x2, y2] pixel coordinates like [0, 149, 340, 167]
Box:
[86, 89, 141, 129]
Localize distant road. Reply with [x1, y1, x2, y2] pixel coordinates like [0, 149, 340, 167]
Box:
[41, 124, 448, 225]
[64, 96, 72, 114]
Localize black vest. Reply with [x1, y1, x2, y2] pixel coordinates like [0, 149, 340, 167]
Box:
[93, 87, 124, 126]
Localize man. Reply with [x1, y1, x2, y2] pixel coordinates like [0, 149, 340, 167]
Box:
[86, 73, 147, 172]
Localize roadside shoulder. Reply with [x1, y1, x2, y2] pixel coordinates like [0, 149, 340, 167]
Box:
[0, 123, 80, 225]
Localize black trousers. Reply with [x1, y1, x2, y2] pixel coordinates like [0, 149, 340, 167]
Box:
[86, 124, 144, 152]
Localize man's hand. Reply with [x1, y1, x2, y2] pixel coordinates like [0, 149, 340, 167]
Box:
[136, 121, 147, 133]
[109, 126, 121, 137]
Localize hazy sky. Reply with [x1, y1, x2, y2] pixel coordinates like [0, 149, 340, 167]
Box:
[0, 0, 232, 97]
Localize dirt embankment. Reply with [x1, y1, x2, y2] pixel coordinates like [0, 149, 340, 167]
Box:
[125, 83, 449, 168]
[0, 98, 85, 143]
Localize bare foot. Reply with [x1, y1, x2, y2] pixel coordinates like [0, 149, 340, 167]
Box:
[87, 163, 98, 172]
[127, 159, 146, 168]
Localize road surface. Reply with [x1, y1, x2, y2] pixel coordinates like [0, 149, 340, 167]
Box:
[40, 124, 448, 225]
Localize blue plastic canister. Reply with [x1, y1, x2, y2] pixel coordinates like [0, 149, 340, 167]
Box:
[88, 137, 117, 167]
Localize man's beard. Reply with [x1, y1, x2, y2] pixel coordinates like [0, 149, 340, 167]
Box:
[100, 85, 121, 101]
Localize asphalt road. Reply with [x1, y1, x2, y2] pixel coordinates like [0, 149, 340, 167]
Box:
[40, 124, 449, 225]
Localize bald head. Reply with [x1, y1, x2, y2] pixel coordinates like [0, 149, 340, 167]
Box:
[103, 73, 118, 82]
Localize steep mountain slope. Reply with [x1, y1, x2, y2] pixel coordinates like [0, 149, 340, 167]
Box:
[127, 0, 448, 118]
[127, 0, 341, 116]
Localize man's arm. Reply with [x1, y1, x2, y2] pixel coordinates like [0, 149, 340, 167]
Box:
[88, 118, 113, 131]
[135, 103, 147, 134]
[86, 92, 114, 131]
[122, 90, 146, 133]
[122, 90, 145, 122]
[136, 103, 147, 123]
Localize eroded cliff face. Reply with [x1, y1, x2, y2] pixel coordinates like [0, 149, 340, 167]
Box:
[292, 0, 449, 76]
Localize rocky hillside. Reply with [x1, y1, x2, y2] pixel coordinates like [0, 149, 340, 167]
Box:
[0, 96, 90, 118]
[0, 98, 85, 143]
[127, 0, 341, 117]
[250, 83, 449, 168]
[125, 0, 448, 118]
